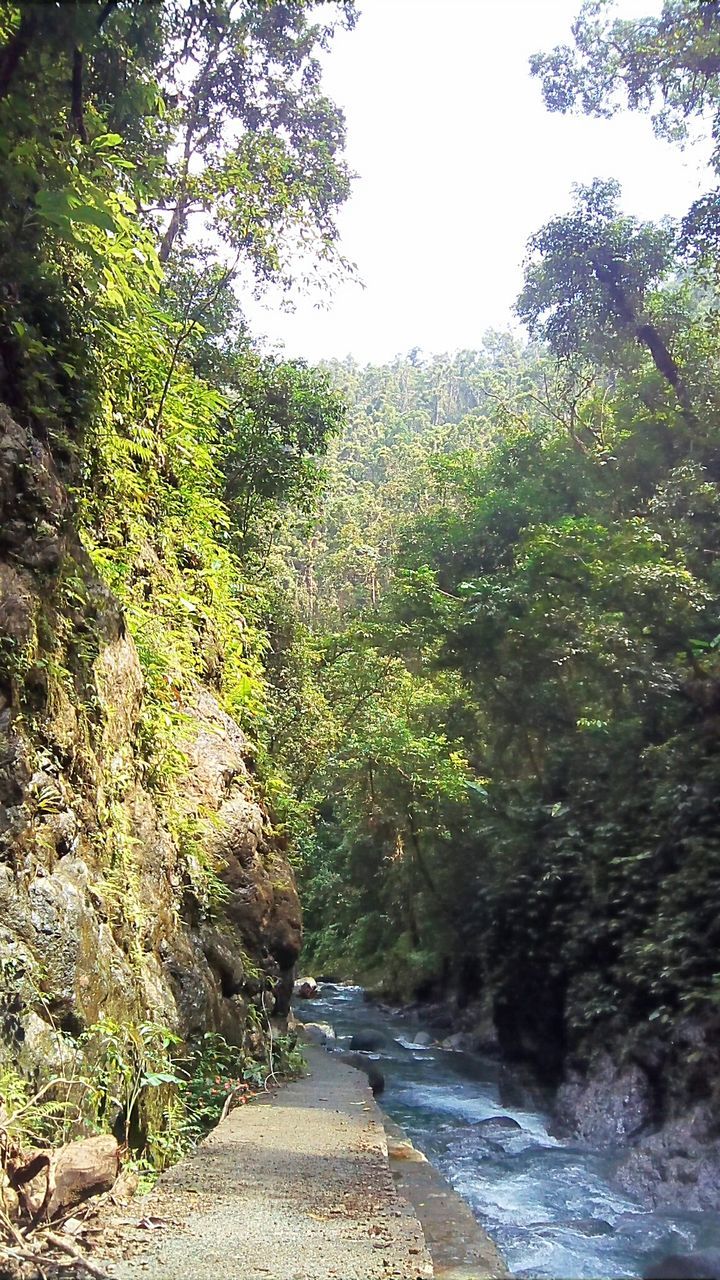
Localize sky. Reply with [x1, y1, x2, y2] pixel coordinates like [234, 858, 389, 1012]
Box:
[244, 0, 713, 364]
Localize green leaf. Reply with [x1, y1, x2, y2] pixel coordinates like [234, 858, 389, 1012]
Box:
[91, 133, 123, 150]
[68, 204, 118, 233]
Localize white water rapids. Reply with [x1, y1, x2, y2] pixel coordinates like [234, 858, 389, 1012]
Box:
[294, 984, 720, 1279]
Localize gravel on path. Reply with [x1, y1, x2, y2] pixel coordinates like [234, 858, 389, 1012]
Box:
[97, 1046, 433, 1280]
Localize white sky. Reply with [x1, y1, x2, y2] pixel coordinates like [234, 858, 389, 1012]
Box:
[244, 0, 713, 364]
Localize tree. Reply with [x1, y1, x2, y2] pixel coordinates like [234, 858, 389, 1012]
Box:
[220, 355, 344, 551]
[530, 0, 720, 146]
[515, 179, 694, 419]
[155, 0, 357, 278]
[529, 0, 720, 261]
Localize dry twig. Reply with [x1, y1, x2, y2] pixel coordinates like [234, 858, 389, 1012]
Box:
[44, 1230, 112, 1279]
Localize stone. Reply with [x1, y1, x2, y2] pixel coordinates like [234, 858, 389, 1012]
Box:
[413, 1031, 434, 1047]
[471, 1116, 523, 1147]
[441, 1032, 468, 1052]
[46, 1135, 120, 1218]
[387, 1138, 427, 1163]
[474, 1116, 522, 1133]
[615, 1110, 720, 1211]
[559, 1218, 614, 1237]
[293, 976, 319, 999]
[302, 1021, 336, 1046]
[554, 1053, 654, 1146]
[643, 1250, 720, 1279]
[0, 404, 301, 1091]
[349, 1030, 387, 1052]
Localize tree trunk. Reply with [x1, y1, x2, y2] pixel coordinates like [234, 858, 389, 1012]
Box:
[0, 11, 37, 99]
[592, 253, 696, 423]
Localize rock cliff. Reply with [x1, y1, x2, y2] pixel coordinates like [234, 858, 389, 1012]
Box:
[0, 404, 301, 1081]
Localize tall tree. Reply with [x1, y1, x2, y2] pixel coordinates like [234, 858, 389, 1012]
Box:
[515, 179, 695, 419]
[529, 0, 720, 260]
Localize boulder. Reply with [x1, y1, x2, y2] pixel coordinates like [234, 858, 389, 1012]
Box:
[293, 976, 319, 999]
[473, 1116, 523, 1145]
[349, 1030, 387, 1052]
[644, 1251, 720, 1279]
[413, 1031, 434, 1047]
[302, 1021, 336, 1046]
[46, 1135, 120, 1218]
[441, 1032, 467, 1052]
[559, 1218, 614, 1237]
[474, 1115, 522, 1132]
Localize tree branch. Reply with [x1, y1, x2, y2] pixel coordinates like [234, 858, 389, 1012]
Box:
[592, 252, 697, 424]
[97, 0, 120, 31]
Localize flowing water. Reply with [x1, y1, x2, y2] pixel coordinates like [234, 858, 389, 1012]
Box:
[294, 984, 720, 1279]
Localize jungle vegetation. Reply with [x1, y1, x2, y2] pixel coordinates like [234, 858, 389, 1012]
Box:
[1, 0, 720, 1100]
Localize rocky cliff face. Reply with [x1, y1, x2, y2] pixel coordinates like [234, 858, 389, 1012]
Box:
[0, 405, 301, 1080]
[553, 1020, 720, 1211]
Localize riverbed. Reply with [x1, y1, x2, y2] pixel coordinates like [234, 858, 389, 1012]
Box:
[294, 983, 720, 1279]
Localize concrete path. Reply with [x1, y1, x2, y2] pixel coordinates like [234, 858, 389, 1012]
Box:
[99, 1047, 433, 1280]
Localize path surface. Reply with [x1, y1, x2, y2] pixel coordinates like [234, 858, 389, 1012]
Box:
[99, 1047, 433, 1280]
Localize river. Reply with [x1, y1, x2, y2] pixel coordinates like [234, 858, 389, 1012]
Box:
[294, 983, 720, 1279]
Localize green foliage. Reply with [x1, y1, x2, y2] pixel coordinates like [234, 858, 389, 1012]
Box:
[516, 178, 676, 367]
[81, 1017, 185, 1153]
[529, 2, 720, 264]
[530, 1, 720, 153]
[279, 289, 720, 1087]
[0, 0, 342, 1191]
[220, 353, 345, 553]
[0, 1017, 305, 1187]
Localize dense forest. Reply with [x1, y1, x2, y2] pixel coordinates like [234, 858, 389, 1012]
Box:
[277, 3, 720, 1125]
[1, 0, 720, 1229]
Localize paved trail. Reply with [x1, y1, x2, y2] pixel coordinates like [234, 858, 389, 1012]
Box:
[100, 1048, 433, 1280]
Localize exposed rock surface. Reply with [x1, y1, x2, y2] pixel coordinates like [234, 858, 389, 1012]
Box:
[554, 1030, 720, 1209]
[350, 1029, 389, 1052]
[554, 1053, 655, 1146]
[301, 1020, 336, 1046]
[643, 1249, 720, 1279]
[293, 975, 318, 999]
[0, 405, 301, 1083]
[615, 1108, 720, 1211]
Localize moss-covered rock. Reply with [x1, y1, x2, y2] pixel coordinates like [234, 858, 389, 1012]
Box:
[0, 405, 301, 1081]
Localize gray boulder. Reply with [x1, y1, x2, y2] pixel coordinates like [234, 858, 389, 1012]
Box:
[473, 1116, 523, 1145]
[302, 1021, 336, 1046]
[644, 1250, 720, 1279]
[349, 1030, 387, 1052]
[441, 1032, 468, 1052]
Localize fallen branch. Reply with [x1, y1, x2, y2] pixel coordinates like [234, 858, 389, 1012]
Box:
[44, 1230, 112, 1279]
[0, 1243, 51, 1277]
[0, 1200, 28, 1250]
[219, 1084, 250, 1123]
